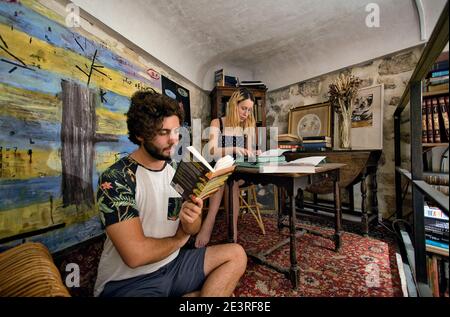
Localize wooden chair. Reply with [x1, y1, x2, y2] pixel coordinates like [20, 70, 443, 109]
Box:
[0, 242, 70, 297]
[239, 185, 265, 235]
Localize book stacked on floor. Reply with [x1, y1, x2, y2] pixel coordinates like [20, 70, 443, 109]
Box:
[277, 134, 303, 152]
[423, 172, 449, 196]
[422, 95, 449, 143]
[300, 136, 332, 151]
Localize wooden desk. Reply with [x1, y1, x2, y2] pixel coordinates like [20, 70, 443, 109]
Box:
[226, 163, 345, 289]
[285, 150, 381, 236]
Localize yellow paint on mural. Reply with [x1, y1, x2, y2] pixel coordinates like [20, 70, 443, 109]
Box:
[0, 82, 127, 137]
[96, 107, 127, 135]
[0, 83, 62, 123]
[0, 23, 156, 98]
[20, 0, 163, 95]
[95, 151, 120, 173]
[20, 0, 67, 26]
[0, 149, 61, 180]
[0, 199, 99, 240]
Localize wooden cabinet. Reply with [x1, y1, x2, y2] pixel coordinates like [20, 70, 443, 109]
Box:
[210, 86, 267, 127]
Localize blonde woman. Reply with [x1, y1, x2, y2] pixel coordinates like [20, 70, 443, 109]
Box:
[195, 87, 258, 248]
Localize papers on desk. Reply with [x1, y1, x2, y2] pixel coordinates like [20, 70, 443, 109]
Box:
[257, 156, 326, 173]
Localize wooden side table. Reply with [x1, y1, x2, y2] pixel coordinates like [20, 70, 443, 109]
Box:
[285, 150, 382, 236]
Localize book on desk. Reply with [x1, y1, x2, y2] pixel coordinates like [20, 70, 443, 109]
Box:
[237, 154, 326, 173]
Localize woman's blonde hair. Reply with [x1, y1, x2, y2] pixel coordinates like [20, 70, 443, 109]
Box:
[225, 88, 256, 129]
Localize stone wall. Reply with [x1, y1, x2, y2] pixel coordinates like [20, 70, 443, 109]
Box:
[266, 46, 424, 218]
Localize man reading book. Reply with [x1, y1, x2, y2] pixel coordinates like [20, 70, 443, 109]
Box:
[94, 90, 247, 297]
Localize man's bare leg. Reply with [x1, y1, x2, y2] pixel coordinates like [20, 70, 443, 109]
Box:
[200, 243, 247, 297]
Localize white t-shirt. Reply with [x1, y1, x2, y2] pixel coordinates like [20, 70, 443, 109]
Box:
[94, 157, 182, 297]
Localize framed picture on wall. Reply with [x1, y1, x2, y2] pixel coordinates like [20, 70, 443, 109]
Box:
[161, 75, 191, 127]
[288, 102, 332, 138]
[350, 84, 384, 149]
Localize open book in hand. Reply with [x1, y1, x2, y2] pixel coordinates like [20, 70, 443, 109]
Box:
[170, 146, 236, 201]
[258, 156, 326, 173]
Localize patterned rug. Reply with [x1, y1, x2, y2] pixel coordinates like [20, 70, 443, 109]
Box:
[54, 212, 403, 297]
[210, 212, 403, 297]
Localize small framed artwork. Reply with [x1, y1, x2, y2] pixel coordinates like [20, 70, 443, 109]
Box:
[350, 84, 384, 149]
[288, 102, 332, 138]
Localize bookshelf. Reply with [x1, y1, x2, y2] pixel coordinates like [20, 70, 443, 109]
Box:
[210, 86, 267, 127]
[393, 2, 449, 297]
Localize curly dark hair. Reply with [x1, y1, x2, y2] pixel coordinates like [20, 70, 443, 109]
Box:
[126, 90, 185, 145]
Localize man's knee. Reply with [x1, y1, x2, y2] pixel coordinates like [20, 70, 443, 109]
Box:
[227, 243, 247, 273]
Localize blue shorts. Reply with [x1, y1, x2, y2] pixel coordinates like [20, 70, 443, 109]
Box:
[100, 247, 206, 297]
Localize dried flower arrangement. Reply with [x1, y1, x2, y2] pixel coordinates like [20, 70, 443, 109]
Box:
[328, 74, 361, 148]
[328, 74, 361, 114]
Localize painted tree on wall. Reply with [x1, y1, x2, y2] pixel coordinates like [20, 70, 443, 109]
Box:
[0, 0, 163, 251]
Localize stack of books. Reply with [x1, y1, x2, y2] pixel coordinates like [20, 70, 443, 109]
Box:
[301, 136, 332, 151]
[214, 69, 239, 87]
[425, 52, 449, 93]
[238, 80, 267, 89]
[422, 95, 449, 143]
[236, 149, 288, 168]
[423, 172, 449, 196]
[424, 202, 449, 250]
[277, 134, 303, 152]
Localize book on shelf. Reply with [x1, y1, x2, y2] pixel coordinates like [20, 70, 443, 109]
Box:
[427, 82, 449, 92]
[424, 202, 449, 244]
[426, 239, 449, 250]
[255, 156, 326, 173]
[170, 146, 235, 201]
[422, 99, 428, 143]
[238, 80, 267, 89]
[423, 172, 449, 186]
[430, 70, 449, 78]
[424, 201, 448, 220]
[427, 255, 441, 297]
[425, 249, 449, 298]
[432, 98, 442, 143]
[224, 75, 238, 87]
[426, 98, 434, 143]
[431, 185, 449, 196]
[438, 96, 449, 140]
[214, 69, 224, 86]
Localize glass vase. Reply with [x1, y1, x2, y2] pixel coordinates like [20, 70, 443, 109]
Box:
[339, 110, 352, 149]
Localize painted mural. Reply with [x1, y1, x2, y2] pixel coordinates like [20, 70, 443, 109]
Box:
[0, 0, 173, 252]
